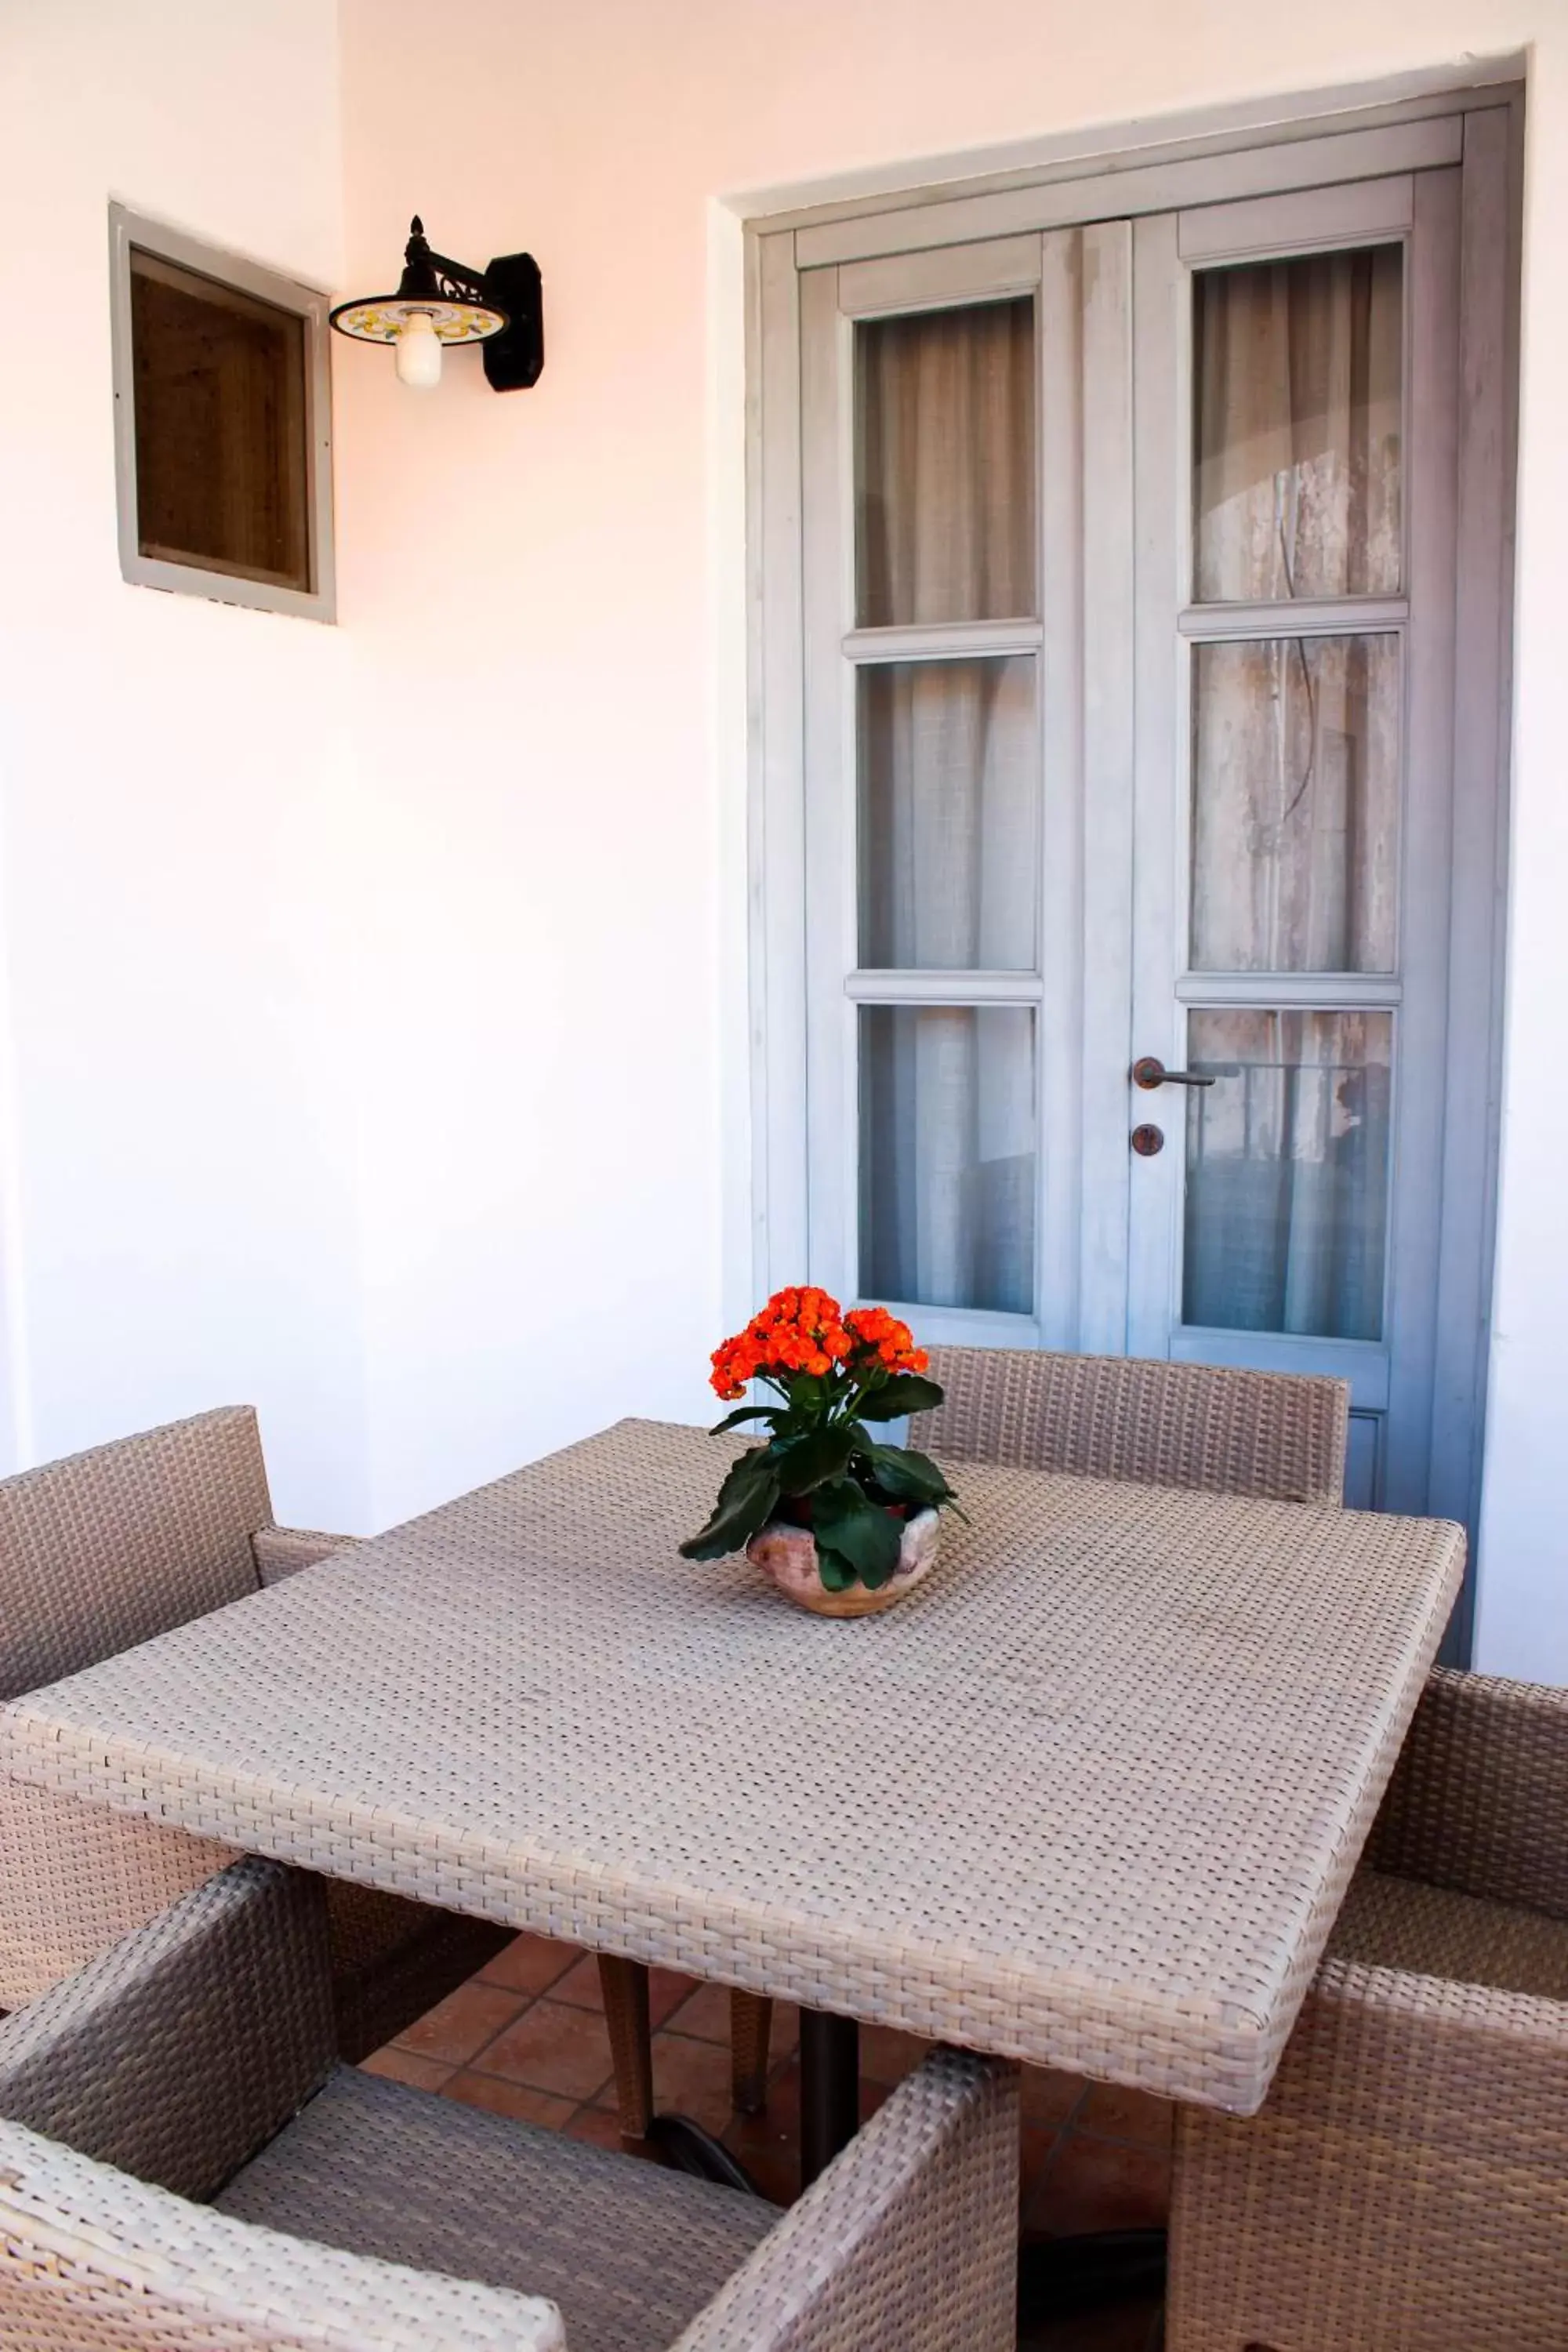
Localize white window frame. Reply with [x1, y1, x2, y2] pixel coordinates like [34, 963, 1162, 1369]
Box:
[108, 204, 336, 625]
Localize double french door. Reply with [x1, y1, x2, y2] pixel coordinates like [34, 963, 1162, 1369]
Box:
[753, 98, 1514, 1586]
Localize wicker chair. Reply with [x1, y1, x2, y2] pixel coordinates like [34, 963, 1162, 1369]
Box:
[0, 1857, 1018, 2352]
[910, 1344, 1349, 1504]
[1167, 1668, 1568, 2350]
[710, 1345, 1352, 2118]
[0, 1406, 507, 2059]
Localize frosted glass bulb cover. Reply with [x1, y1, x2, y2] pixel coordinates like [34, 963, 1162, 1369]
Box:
[395, 313, 442, 390]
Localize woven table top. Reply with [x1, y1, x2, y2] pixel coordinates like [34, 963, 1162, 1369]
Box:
[0, 1418, 1465, 2113]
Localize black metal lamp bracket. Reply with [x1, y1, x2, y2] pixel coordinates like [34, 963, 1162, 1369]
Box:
[477, 252, 545, 392]
[416, 231, 544, 393]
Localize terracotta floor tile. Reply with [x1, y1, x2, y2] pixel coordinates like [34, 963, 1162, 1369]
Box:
[643, 2031, 737, 2135]
[649, 1967, 699, 2025]
[662, 1979, 732, 2044]
[717, 2058, 887, 2199]
[474, 1998, 616, 2103]
[394, 1980, 528, 2068]
[563, 2106, 642, 2154]
[443, 2073, 577, 2127]
[1019, 2125, 1060, 2208]
[477, 1933, 583, 1998]
[858, 2078, 892, 2125]
[724, 2056, 798, 2140]
[1022, 2068, 1087, 2130]
[524, 1953, 704, 2021]
[550, 1954, 608, 2010]
[1023, 2132, 1172, 2240]
[858, 2023, 932, 2085]
[721, 1995, 800, 2073]
[768, 2002, 801, 2056]
[510, 1951, 706, 2027]
[360, 2045, 454, 2092]
[724, 2143, 795, 2207]
[1075, 2082, 1174, 2151]
[722, 2063, 801, 2205]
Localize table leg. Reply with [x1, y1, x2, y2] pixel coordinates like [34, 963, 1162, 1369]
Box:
[597, 1954, 764, 2194]
[597, 1954, 655, 2138]
[799, 2007, 861, 2191]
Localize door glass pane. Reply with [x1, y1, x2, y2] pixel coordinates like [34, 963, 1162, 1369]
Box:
[1191, 634, 1399, 973]
[859, 657, 1036, 970]
[855, 299, 1036, 627]
[1182, 1009, 1392, 1341]
[1193, 245, 1403, 603]
[859, 1005, 1035, 1313]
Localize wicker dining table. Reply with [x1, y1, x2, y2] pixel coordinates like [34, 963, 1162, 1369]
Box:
[0, 1415, 1465, 2233]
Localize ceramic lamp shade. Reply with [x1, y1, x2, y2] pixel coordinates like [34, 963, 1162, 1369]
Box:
[328, 295, 507, 347]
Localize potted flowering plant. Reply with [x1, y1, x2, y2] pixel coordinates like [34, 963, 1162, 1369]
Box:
[680, 1287, 960, 1615]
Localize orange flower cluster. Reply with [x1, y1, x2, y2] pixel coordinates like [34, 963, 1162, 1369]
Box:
[710, 1285, 850, 1397]
[843, 1304, 930, 1375]
[710, 1287, 928, 1400]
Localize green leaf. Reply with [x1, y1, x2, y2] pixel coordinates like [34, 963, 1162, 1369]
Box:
[707, 1405, 782, 1437]
[859, 1442, 955, 1506]
[678, 1446, 781, 1561]
[809, 1479, 902, 1588]
[854, 1373, 946, 1423]
[772, 1425, 858, 1496]
[679, 1469, 780, 1560]
[814, 1547, 856, 1592]
[717, 1444, 780, 1496]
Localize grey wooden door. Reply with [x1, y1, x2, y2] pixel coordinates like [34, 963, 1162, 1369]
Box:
[1124, 172, 1468, 1519]
[757, 99, 1513, 1587]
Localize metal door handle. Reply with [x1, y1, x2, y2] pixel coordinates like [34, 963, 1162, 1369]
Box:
[1131, 1056, 1216, 1091]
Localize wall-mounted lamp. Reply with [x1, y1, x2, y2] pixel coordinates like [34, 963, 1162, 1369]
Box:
[329, 218, 543, 392]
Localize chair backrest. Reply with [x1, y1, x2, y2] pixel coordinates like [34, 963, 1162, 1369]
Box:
[0, 1857, 333, 2202]
[911, 1346, 1349, 1507]
[0, 1779, 236, 2011]
[1367, 1666, 1568, 1922]
[0, 1406, 270, 1700]
[0, 1856, 561, 2349]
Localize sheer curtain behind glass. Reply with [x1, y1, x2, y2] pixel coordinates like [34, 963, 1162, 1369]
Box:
[855, 301, 1038, 1314]
[1184, 1010, 1392, 1340]
[858, 658, 1036, 971]
[1185, 248, 1403, 1339]
[1191, 633, 1400, 973]
[1193, 245, 1402, 602]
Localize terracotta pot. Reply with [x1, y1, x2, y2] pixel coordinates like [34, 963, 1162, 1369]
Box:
[746, 1506, 941, 1617]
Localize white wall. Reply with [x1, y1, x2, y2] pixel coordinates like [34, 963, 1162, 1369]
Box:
[0, 3, 1561, 1673]
[0, 0, 368, 1527]
[336, 0, 1567, 1666]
